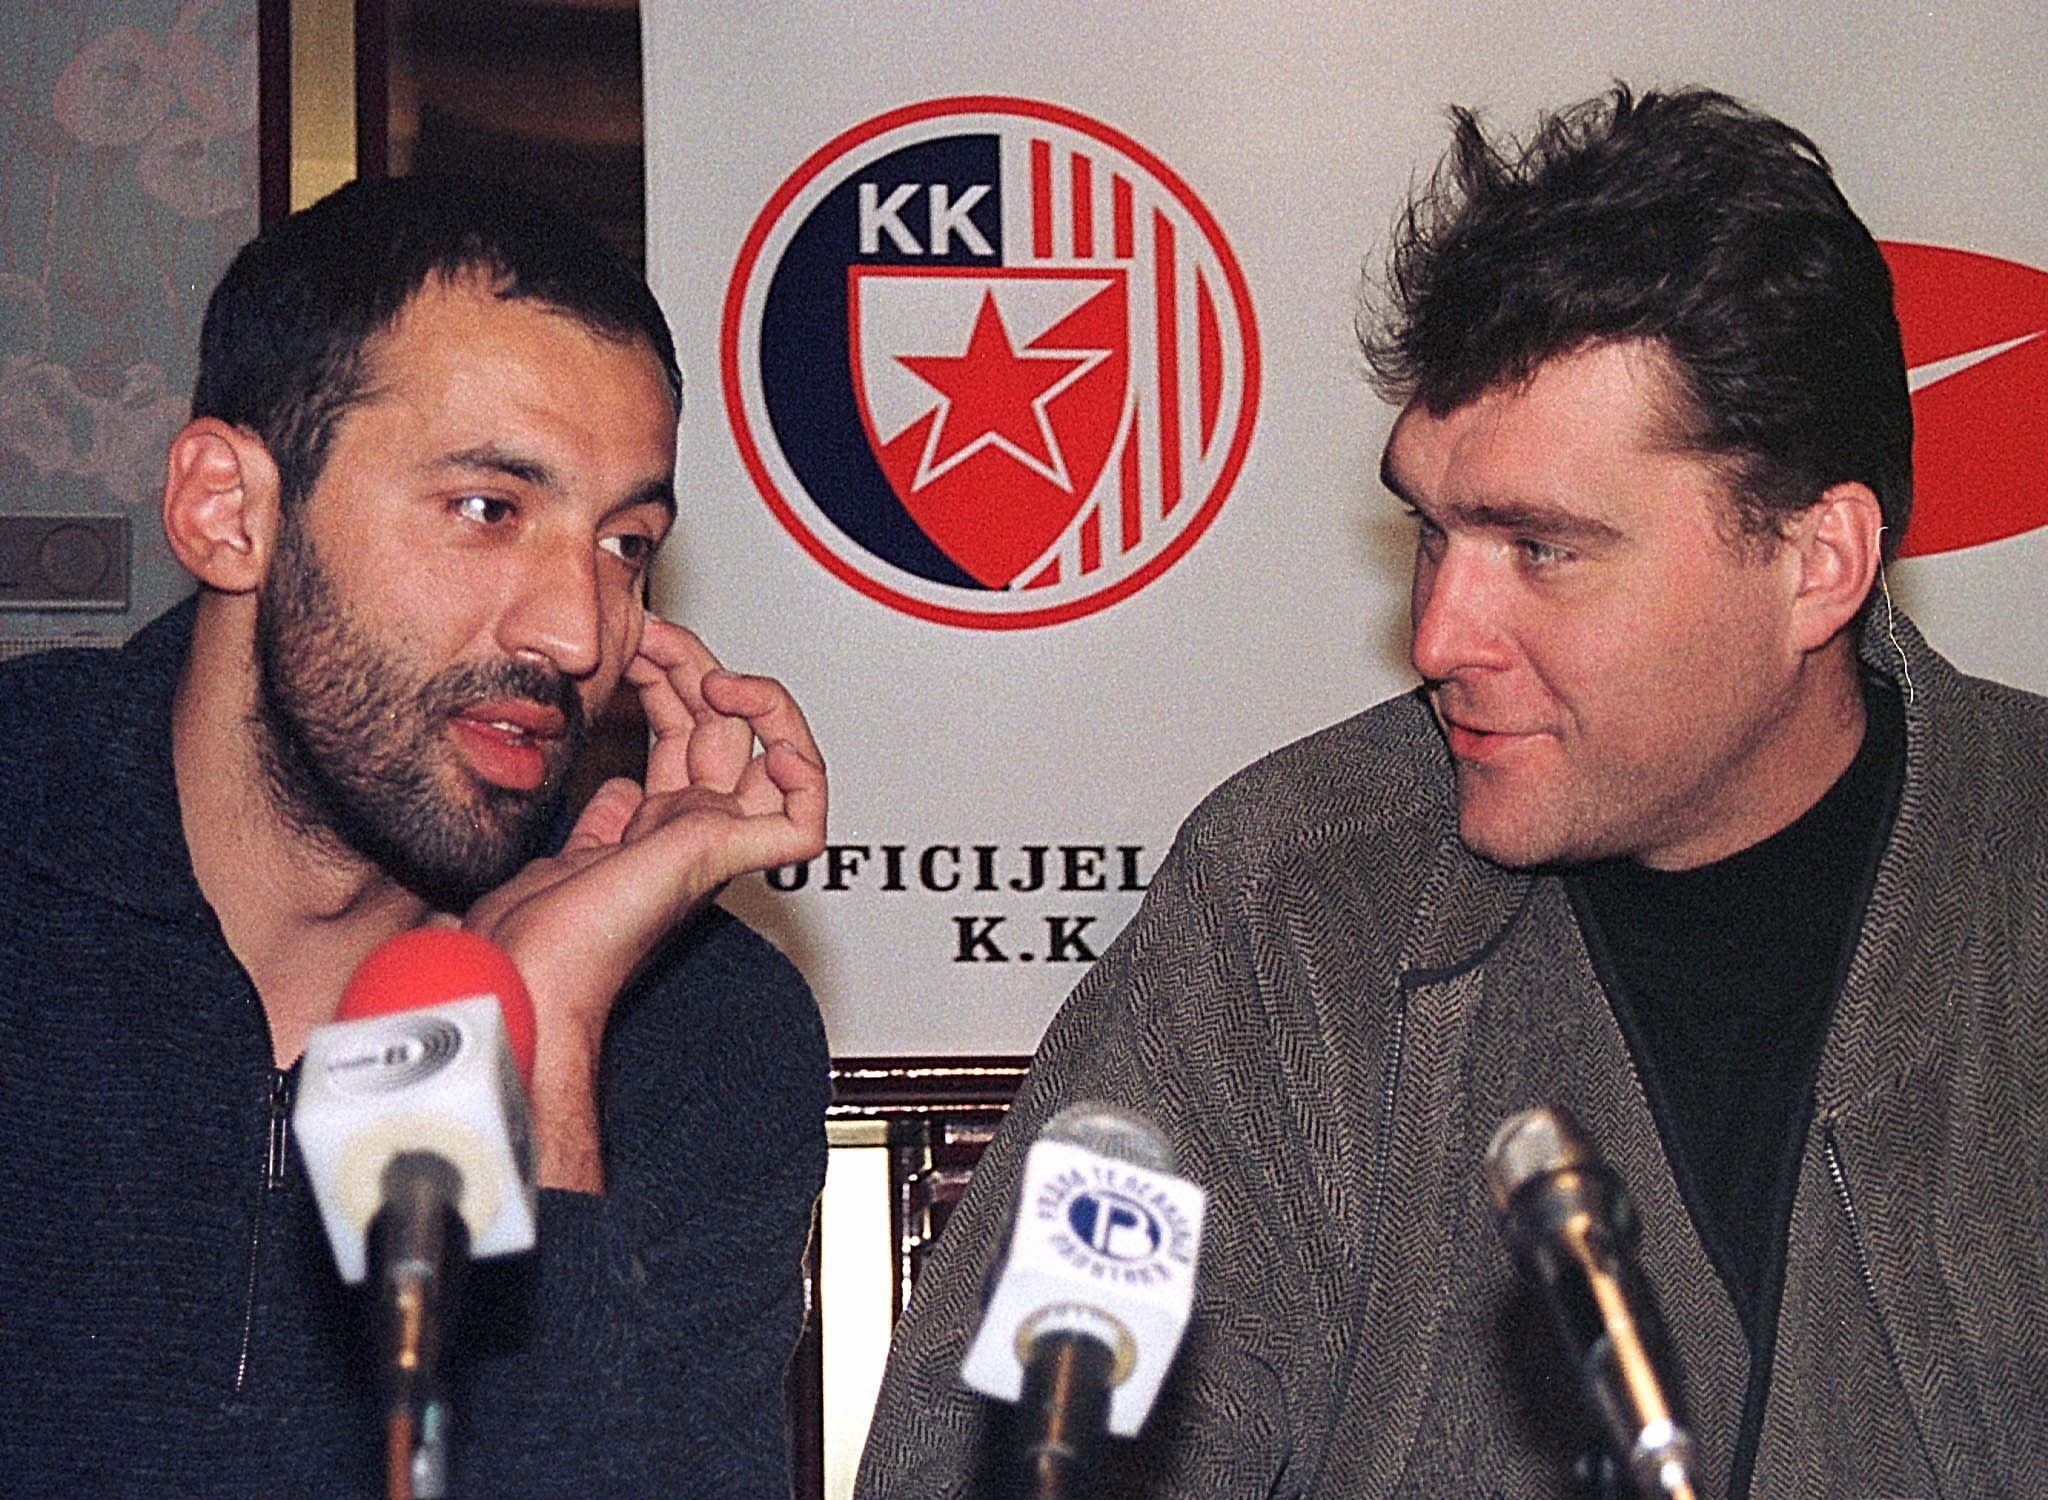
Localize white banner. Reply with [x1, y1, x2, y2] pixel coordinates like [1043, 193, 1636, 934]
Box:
[643, 1, 2048, 1056]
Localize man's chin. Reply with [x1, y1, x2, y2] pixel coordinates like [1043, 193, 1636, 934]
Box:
[1458, 827, 1548, 871]
[1456, 799, 1642, 873]
[378, 792, 562, 911]
[1455, 797, 1574, 872]
[394, 840, 535, 913]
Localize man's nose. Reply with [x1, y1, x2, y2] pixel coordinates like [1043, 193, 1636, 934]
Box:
[497, 540, 604, 680]
[1409, 546, 1505, 682]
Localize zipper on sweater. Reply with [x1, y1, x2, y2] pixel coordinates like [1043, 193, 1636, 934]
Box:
[1366, 996, 1408, 1253]
[1819, 1113, 1943, 1498]
[233, 1066, 294, 1394]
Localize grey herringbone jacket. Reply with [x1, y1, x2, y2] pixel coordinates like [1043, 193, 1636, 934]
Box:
[856, 614, 2048, 1499]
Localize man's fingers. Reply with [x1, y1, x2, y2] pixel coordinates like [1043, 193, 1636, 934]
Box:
[701, 671, 824, 770]
[706, 812, 828, 885]
[732, 739, 828, 825]
[679, 670, 756, 790]
[562, 776, 645, 851]
[618, 783, 740, 844]
[626, 615, 718, 681]
[617, 755, 826, 874]
[630, 618, 758, 794]
[629, 618, 723, 741]
[765, 743, 828, 857]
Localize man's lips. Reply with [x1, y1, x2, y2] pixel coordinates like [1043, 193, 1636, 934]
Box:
[448, 699, 567, 793]
[1433, 701, 1547, 766]
[1445, 722, 1538, 764]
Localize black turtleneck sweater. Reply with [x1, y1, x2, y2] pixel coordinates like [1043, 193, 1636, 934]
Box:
[1570, 677, 1904, 1336]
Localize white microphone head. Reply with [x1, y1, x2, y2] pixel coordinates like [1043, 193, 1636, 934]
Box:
[294, 995, 537, 1283]
[1484, 1105, 1592, 1212]
[959, 1101, 1206, 1437]
[1481, 1107, 1691, 1493]
[1483, 1103, 1636, 1261]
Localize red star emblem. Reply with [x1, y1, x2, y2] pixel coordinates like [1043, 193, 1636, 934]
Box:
[896, 291, 1106, 492]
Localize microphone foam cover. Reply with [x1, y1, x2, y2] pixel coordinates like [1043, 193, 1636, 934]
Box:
[339, 927, 537, 1089]
[1484, 1105, 1596, 1214]
[1043, 1101, 1178, 1175]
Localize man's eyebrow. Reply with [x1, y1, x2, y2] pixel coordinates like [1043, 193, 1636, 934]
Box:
[1379, 454, 1623, 545]
[1441, 498, 1626, 545]
[628, 479, 679, 521]
[433, 444, 556, 488]
[432, 446, 677, 519]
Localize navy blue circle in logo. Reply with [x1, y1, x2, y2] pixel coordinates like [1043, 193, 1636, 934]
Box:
[1066, 1189, 1163, 1262]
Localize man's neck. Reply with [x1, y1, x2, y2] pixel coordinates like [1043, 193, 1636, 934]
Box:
[173, 594, 427, 1064]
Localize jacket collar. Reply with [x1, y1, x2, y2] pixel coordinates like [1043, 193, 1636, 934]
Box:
[1817, 606, 1971, 1111]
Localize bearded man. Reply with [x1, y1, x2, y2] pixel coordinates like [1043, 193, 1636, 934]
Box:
[0, 177, 829, 1496]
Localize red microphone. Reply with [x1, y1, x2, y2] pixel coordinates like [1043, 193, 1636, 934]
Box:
[337, 927, 538, 1089]
[296, 927, 541, 1284]
[297, 928, 544, 1495]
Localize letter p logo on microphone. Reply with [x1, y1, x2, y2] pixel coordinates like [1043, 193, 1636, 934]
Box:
[1068, 1191, 1162, 1261]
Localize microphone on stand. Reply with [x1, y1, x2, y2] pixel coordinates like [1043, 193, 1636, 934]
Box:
[959, 1103, 1207, 1500]
[293, 928, 540, 1500]
[1483, 1105, 1697, 1500]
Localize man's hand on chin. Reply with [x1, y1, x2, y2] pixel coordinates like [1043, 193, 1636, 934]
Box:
[462, 617, 827, 1191]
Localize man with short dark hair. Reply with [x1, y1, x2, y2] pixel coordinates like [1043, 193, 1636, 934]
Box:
[855, 87, 2048, 1498]
[0, 177, 830, 1496]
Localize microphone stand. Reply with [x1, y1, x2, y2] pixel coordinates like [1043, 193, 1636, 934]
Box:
[370, 1153, 467, 1500]
[1011, 1330, 1116, 1500]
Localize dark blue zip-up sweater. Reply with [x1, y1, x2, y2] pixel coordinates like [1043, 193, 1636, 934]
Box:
[0, 601, 829, 1497]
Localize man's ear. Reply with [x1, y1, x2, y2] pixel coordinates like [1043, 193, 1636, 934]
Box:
[161, 419, 284, 593]
[1788, 481, 1884, 652]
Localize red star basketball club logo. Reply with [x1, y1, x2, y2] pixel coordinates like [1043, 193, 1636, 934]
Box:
[723, 97, 1260, 629]
[1882, 242, 2048, 556]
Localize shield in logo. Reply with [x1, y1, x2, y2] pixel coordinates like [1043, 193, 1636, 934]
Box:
[724, 96, 1259, 629]
[851, 268, 1129, 588]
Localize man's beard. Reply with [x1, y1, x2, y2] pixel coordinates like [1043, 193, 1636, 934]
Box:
[254, 518, 588, 909]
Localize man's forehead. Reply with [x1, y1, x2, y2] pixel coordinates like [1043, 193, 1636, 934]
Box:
[1381, 339, 1697, 494]
[361, 271, 675, 408]
[309, 275, 679, 515]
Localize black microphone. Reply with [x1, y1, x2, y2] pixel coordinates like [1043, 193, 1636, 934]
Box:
[1483, 1106, 1698, 1500]
[959, 1103, 1208, 1500]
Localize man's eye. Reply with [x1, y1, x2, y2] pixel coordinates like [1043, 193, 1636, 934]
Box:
[1518, 537, 1572, 567]
[453, 495, 515, 526]
[599, 533, 655, 566]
